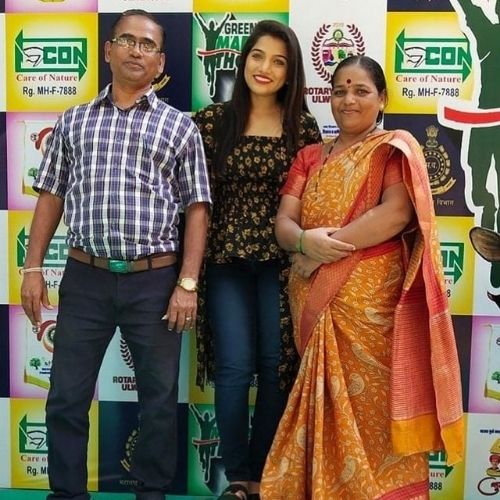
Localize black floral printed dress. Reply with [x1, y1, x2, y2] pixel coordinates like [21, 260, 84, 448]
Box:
[194, 102, 321, 391]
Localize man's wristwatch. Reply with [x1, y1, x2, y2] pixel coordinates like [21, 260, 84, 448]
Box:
[176, 277, 198, 292]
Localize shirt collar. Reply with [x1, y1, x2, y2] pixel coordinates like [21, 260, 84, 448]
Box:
[94, 84, 159, 110]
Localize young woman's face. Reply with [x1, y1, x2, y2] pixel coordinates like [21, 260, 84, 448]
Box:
[244, 35, 288, 99]
[330, 64, 386, 135]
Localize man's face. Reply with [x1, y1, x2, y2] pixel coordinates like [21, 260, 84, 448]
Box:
[104, 15, 165, 90]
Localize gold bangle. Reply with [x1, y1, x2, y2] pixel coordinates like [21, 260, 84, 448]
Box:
[19, 267, 44, 275]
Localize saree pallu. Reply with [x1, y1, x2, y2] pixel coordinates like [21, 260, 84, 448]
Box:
[261, 130, 463, 500]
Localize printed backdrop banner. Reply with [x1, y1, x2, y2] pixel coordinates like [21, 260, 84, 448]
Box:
[9, 305, 57, 399]
[290, 0, 387, 137]
[5, 0, 97, 13]
[0, 15, 6, 111]
[99, 12, 193, 111]
[6, 112, 59, 210]
[385, 11, 474, 115]
[5, 13, 98, 112]
[0, 1, 499, 498]
[0, 397, 11, 487]
[98, 0, 194, 12]
[191, 12, 288, 111]
[0, 211, 8, 304]
[0, 305, 10, 399]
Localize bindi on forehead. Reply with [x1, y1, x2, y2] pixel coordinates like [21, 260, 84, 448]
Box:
[346, 78, 352, 84]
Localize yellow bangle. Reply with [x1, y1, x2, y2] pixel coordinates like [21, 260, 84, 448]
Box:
[19, 267, 44, 275]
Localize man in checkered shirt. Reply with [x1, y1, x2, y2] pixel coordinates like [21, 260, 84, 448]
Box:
[20, 10, 211, 500]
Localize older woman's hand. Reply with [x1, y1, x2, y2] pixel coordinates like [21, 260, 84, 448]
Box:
[292, 253, 322, 279]
[301, 227, 355, 263]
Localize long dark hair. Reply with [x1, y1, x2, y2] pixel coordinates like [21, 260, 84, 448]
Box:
[213, 20, 309, 175]
[331, 55, 387, 123]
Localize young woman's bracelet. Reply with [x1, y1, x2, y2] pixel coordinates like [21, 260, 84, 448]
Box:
[19, 267, 44, 275]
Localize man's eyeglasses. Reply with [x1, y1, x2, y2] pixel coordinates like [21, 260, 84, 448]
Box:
[111, 36, 161, 54]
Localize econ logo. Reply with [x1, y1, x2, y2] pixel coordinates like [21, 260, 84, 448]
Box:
[15, 30, 88, 80]
[17, 227, 67, 269]
[441, 241, 464, 285]
[18, 415, 47, 455]
[395, 30, 471, 82]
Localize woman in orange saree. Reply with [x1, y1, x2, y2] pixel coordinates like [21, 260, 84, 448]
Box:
[260, 56, 463, 500]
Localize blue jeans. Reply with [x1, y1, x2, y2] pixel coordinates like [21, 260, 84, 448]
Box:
[46, 258, 181, 500]
[206, 259, 288, 482]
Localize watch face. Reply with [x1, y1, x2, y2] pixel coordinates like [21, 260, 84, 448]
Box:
[179, 278, 197, 291]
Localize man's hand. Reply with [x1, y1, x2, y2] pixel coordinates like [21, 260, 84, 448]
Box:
[21, 272, 53, 330]
[162, 286, 197, 333]
[19, 191, 63, 329]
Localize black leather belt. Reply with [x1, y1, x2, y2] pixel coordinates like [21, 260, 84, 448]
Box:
[68, 248, 177, 273]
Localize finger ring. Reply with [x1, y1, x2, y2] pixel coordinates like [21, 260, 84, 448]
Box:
[186, 317, 192, 321]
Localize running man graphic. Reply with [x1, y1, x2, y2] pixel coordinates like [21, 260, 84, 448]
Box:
[189, 404, 219, 483]
[442, 0, 500, 297]
[194, 13, 232, 98]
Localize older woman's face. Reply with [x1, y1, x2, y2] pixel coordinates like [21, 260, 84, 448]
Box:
[330, 65, 385, 136]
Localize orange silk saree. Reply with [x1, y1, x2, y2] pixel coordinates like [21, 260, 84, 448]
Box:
[260, 130, 463, 500]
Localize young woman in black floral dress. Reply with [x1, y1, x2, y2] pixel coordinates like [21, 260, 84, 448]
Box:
[194, 20, 320, 500]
